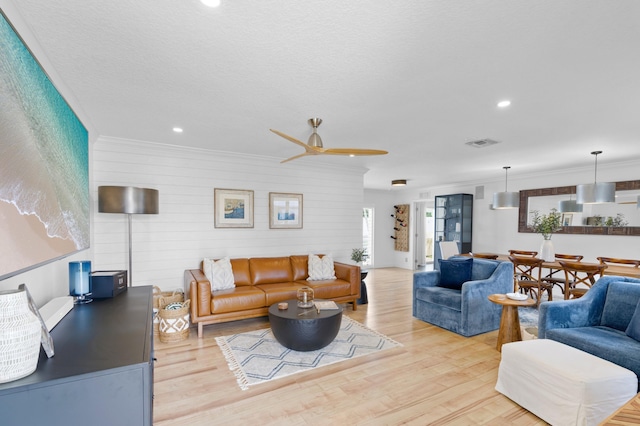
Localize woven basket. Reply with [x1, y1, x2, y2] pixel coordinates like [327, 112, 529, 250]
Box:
[159, 300, 191, 343]
[153, 286, 184, 309]
[153, 286, 184, 335]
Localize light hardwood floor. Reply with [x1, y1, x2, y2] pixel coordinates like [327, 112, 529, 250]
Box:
[153, 268, 546, 425]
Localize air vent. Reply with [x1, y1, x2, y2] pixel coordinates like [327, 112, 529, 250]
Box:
[465, 139, 500, 148]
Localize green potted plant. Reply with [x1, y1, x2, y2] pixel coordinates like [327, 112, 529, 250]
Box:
[351, 248, 368, 265]
[529, 209, 562, 240]
[529, 209, 562, 261]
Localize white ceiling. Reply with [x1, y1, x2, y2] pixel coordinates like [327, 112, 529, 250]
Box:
[7, 0, 640, 189]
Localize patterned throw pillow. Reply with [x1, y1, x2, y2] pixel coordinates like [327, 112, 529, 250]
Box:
[307, 254, 336, 281]
[203, 257, 235, 291]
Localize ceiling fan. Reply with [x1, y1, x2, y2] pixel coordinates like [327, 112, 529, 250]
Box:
[270, 118, 388, 163]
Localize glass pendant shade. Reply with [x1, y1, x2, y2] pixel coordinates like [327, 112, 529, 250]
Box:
[576, 182, 615, 204]
[558, 199, 583, 213]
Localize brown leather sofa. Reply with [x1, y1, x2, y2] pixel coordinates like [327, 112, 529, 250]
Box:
[184, 255, 361, 338]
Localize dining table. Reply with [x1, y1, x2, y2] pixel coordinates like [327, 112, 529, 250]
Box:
[466, 252, 640, 298]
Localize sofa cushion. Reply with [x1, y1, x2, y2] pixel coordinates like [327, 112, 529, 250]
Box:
[626, 301, 640, 341]
[230, 258, 252, 286]
[307, 254, 336, 280]
[601, 281, 640, 331]
[437, 258, 473, 290]
[256, 283, 305, 306]
[204, 257, 235, 291]
[210, 286, 266, 314]
[415, 286, 462, 311]
[302, 278, 352, 299]
[250, 257, 293, 285]
[290, 255, 309, 281]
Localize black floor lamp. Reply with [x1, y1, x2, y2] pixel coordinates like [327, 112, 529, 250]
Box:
[98, 186, 159, 286]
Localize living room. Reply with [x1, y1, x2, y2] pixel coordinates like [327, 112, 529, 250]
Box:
[1, 1, 640, 424]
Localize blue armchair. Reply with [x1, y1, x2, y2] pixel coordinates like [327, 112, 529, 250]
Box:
[539, 275, 640, 390]
[413, 258, 513, 336]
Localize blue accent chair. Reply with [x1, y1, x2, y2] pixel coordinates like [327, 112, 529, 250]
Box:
[413, 258, 514, 336]
[539, 275, 640, 390]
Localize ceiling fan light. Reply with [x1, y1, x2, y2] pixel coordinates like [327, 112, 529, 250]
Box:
[492, 191, 520, 209]
[392, 179, 407, 187]
[576, 182, 615, 204]
[558, 199, 583, 213]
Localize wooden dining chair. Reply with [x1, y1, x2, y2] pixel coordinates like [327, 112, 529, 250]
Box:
[471, 253, 499, 260]
[597, 257, 640, 268]
[508, 250, 538, 258]
[542, 254, 585, 294]
[509, 255, 552, 307]
[559, 261, 607, 299]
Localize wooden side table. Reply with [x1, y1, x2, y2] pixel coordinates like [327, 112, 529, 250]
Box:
[488, 294, 536, 352]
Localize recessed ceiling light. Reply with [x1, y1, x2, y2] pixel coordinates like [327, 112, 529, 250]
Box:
[497, 100, 511, 108]
[173, 127, 183, 133]
[200, 0, 221, 7]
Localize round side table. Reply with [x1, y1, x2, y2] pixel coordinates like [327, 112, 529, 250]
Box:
[488, 294, 536, 352]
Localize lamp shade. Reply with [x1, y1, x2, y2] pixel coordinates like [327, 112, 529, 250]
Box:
[575, 182, 615, 204]
[492, 191, 520, 209]
[98, 186, 159, 214]
[558, 199, 583, 213]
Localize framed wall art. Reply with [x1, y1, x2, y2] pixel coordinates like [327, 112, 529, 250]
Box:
[214, 189, 254, 228]
[269, 192, 303, 229]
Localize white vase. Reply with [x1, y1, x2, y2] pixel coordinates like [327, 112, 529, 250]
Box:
[0, 289, 41, 383]
[540, 239, 555, 262]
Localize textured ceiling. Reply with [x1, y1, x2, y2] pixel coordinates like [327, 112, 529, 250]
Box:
[6, 0, 640, 189]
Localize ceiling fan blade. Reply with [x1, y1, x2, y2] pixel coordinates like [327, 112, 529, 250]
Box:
[269, 129, 314, 151]
[280, 151, 316, 163]
[322, 148, 388, 156]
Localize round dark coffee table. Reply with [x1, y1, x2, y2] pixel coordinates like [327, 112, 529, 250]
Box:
[268, 299, 343, 351]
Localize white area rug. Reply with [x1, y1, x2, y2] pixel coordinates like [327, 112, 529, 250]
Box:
[215, 316, 402, 390]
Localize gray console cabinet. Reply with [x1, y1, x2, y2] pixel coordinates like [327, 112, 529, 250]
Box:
[0, 286, 153, 426]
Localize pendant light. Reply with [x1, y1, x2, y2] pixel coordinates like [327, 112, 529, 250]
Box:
[492, 166, 519, 209]
[576, 151, 615, 204]
[558, 193, 583, 213]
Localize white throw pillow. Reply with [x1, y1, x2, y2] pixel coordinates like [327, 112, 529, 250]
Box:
[203, 257, 235, 291]
[307, 254, 336, 281]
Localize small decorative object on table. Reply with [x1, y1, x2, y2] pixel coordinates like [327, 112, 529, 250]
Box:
[529, 209, 562, 261]
[297, 287, 314, 308]
[69, 260, 92, 304]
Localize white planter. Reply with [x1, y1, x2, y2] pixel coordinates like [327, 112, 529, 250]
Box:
[0, 289, 41, 383]
[540, 239, 555, 262]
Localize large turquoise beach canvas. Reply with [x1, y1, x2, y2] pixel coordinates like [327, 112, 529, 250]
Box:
[0, 11, 89, 280]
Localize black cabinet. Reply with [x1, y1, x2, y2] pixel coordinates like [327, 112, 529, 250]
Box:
[0, 286, 153, 426]
[434, 194, 473, 264]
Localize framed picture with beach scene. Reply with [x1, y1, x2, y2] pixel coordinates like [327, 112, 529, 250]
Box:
[269, 192, 303, 229]
[214, 188, 254, 228]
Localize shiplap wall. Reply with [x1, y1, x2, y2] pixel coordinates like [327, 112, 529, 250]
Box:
[92, 137, 365, 290]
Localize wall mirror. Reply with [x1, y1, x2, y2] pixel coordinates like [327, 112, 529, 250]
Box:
[518, 180, 640, 236]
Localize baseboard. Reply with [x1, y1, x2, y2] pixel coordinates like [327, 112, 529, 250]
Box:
[39, 296, 74, 331]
